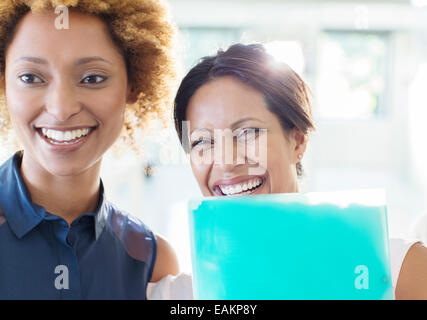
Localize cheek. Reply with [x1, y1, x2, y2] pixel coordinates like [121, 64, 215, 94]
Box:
[266, 134, 296, 190]
[6, 87, 41, 130]
[89, 88, 126, 129]
[190, 158, 211, 191]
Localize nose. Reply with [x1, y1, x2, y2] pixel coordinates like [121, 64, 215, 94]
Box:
[45, 80, 81, 121]
[213, 131, 245, 171]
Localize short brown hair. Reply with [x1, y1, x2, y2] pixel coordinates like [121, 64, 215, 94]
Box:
[0, 0, 177, 148]
[174, 43, 315, 177]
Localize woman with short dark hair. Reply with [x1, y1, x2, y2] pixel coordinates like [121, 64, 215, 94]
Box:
[175, 43, 313, 196]
[174, 43, 427, 299]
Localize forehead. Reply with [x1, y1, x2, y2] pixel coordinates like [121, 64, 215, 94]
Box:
[6, 10, 121, 63]
[186, 76, 275, 130]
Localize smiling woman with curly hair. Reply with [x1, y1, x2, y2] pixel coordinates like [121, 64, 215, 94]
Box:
[0, 0, 177, 146]
[0, 0, 180, 299]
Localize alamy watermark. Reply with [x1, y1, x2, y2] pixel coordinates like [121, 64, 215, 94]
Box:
[354, 5, 370, 30]
[54, 5, 69, 30]
[54, 265, 69, 290]
[354, 264, 369, 290]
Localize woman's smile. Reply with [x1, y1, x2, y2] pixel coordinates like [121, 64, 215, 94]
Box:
[212, 175, 267, 196]
[35, 125, 98, 153]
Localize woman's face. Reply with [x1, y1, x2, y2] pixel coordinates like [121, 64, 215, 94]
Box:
[5, 10, 133, 176]
[186, 76, 307, 197]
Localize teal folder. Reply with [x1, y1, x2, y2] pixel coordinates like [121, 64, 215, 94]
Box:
[188, 190, 393, 299]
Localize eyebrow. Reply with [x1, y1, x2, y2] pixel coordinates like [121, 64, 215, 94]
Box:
[231, 117, 264, 129]
[190, 128, 213, 135]
[15, 56, 48, 65]
[14, 56, 112, 66]
[74, 56, 112, 66]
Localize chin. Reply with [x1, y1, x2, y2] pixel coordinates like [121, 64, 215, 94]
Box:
[46, 165, 88, 177]
[40, 157, 98, 177]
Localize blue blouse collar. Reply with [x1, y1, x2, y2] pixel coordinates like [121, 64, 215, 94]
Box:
[0, 151, 108, 239]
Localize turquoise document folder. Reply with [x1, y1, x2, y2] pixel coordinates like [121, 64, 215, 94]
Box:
[188, 190, 393, 299]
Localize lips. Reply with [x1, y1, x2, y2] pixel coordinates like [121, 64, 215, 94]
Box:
[212, 175, 266, 196]
[41, 127, 92, 143]
[35, 125, 97, 152]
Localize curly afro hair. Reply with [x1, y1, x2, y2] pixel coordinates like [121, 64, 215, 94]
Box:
[0, 0, 177, 150]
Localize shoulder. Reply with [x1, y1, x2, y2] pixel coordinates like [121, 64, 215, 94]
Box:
[395, 241, 427, 299]
[105, 204, 179, 282]
[389, 238, 419, 288]
[106, 204, 157, 261]
[150, 233, 179, 282]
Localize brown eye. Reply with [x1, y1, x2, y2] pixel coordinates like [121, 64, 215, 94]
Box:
[19, 74, 43, 84]
[192, 139, 208, 148]
[81, 75, 107, 84]
[237, 128, 261, 141]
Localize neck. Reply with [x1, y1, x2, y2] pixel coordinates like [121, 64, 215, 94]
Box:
[19, 152, 102, 226]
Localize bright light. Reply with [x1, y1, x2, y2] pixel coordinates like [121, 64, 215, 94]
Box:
[412, 0, 427, 7]
[168, 201, 193, 273]
[264, 41, 305, 75]
[409, 63, 427, 187]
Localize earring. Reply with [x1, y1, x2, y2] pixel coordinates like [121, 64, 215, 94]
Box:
[298, 154, 303, 160]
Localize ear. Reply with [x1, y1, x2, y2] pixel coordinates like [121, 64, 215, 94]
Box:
[126, 85, 138, 104]
[290, 128, 308, 163]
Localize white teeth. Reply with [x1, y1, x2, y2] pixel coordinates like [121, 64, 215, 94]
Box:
[56, 131, 64, 141]
[219, 178, 263, 196]
[41, 127, 92, 142]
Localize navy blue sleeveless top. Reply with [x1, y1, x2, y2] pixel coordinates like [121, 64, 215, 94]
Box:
[0, 151, 157, 299]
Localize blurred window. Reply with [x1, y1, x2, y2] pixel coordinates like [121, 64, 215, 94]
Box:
[179, 27, 242, 70]
[317, 30, 390, 120]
